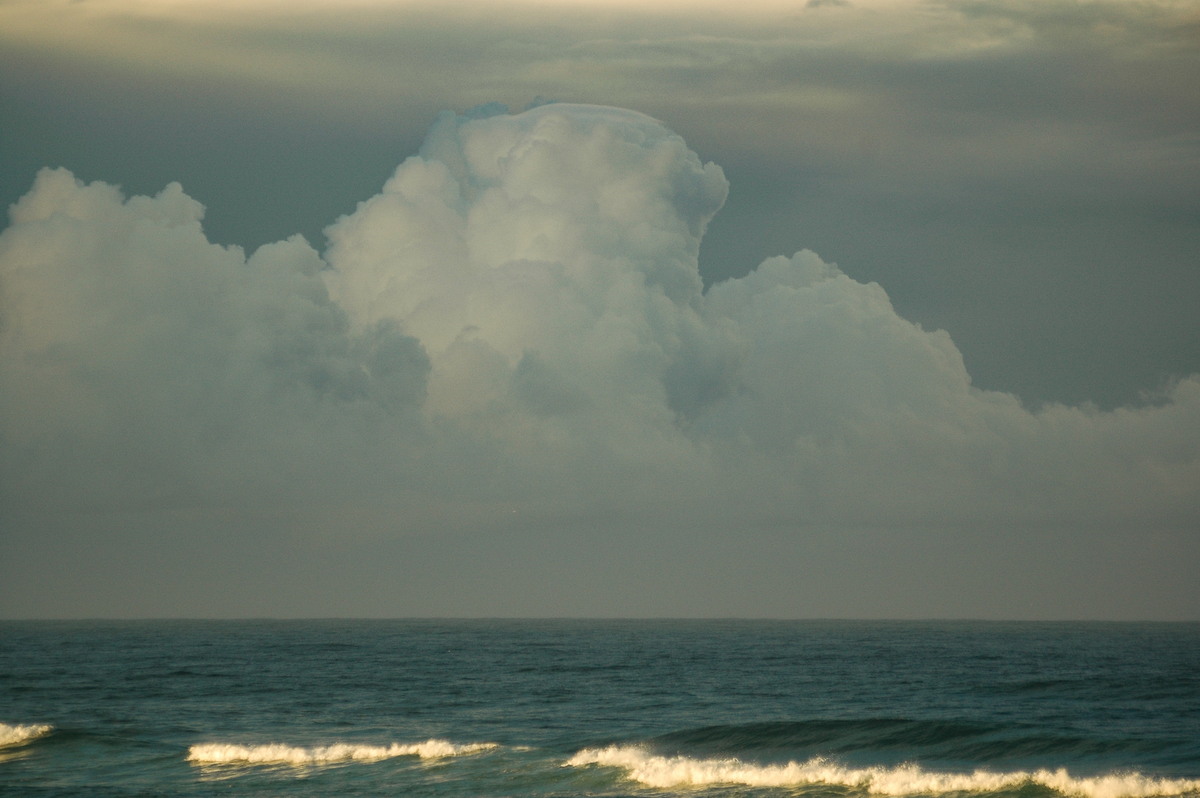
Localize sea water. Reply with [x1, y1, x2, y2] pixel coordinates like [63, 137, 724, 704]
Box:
[1, 620, 1197, 796]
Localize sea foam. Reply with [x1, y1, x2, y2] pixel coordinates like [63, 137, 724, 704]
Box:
[187, 738, 497, 766]
[566, 746, 1200, 798]
[0, 722, 53, 747]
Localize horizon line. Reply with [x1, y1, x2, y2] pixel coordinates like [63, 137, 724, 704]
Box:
[2, 616, 1196, 624]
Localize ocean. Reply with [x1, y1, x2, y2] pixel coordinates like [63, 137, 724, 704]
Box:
[1, 620, 1197, 797]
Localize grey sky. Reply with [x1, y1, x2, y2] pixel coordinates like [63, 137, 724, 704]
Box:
[1, 0, 1197, 620]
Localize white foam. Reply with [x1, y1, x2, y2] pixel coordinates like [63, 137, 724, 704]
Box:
[0, 722, 53, 747]
[187, 738, 497, 766]
[566, 746, 1200, 798]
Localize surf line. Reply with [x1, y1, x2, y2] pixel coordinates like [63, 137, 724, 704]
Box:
[566, 746, 1200, 797]
[188, 739, 498, 766]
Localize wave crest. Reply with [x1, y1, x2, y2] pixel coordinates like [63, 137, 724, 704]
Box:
[188, 738, 497, 766]
[566, 745, 1200, 798]
[0, 722, 53, 747]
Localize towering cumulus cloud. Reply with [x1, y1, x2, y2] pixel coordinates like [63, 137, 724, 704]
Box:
[326, 106, 726, 444]
[1, 103, 1196, 616]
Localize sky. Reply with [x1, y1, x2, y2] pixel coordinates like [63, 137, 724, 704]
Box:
[1, 0, 1197, 620]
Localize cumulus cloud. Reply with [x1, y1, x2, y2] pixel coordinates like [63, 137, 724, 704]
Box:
[0, 168, 429, 516]
[1, 103, 1196, 613]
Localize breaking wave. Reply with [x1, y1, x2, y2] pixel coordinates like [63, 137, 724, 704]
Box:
[0, 722, 53, 747]
[566, 746, 1200, 798]
[188, 738, 497, 766]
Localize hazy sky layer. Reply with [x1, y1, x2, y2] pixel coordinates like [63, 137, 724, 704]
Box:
[1, 0, 1197, 619]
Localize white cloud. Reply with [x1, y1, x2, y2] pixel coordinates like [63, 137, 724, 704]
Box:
[1, 103, 1196, 615]
[0, 167, 429, 515]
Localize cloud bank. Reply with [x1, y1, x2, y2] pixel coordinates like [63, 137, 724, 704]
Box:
[5, 0, 1198, 412]
[1, 104, 1196, 616]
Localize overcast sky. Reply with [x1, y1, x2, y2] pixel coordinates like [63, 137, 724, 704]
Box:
[1, 0, 1197, 620]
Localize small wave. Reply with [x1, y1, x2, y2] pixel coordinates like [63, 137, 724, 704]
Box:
[645, 720, 1152, 767]
[653, 719, 1001, 753]
[0, 722, 53, 747]
[188, 738, 498, 766]
[566, 745, 1200, 798]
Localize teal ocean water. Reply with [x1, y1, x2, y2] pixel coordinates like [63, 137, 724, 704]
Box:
[1, 621, 1197, 796]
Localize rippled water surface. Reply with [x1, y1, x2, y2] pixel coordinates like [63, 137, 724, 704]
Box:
[2, 620, 1197, 796]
